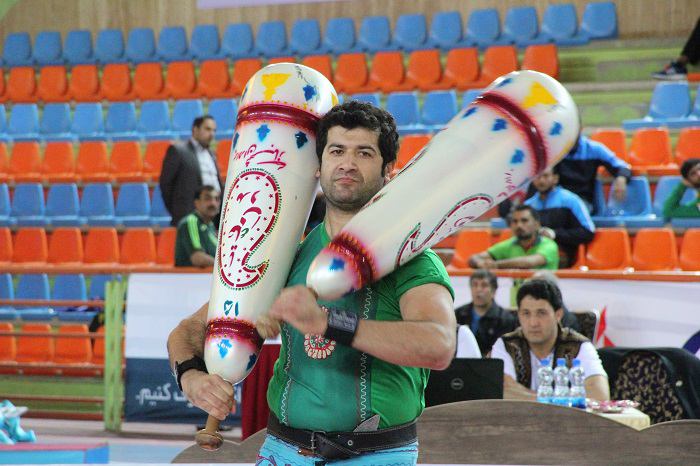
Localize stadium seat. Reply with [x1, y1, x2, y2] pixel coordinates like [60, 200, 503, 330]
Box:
[0, 143, 7, 182]
[40, 103, 73, 142]
[7, 66, 37, 103]
[126, 27, 158, 64]
[0, 228, 11, 263]
[8, 103, 40, 141]
[133, 62, 167, 100]
[11, 183, 47, 226]
[110, 141, 146, 182]
[462, 89, 483, 107]
[92, 326, 107, 366]
[165, 61, 199, 99]
[190, 24, 223, 61]
[53, 276, 93, 323]
[290, 19, 323, 56]
[80, 183, 116, 226]
[64, 29, 95, 65]
[349, 93, 380, 106]
[679, 229, 700, 271]
[88, 274, 117, 300]
[585, 228, 632, 270]
[581, 1, 618, 40]
[0, 184, 12, 227]
[594, 176, 660, 227]
[222, 23, 256, 59]
[623, 82, 692, 130]
[84, 228, 120, 264]
[101, 63, 135, 101]
[653, 176, 697, 218]
[150, 185, 172, 227]
[105, 102, 138, 141]
[33, 31, 63, 66]
[12, 228, 48, 263]
[120, 228, 157, 265]
[156, 227, 176, 265]
[96, 28, 127, 63]
[369, 51, 412, 92]
[48, 227, 83, 263]
[674, 127, 700, 165]
[41, 142, 75, 183]
[53, 324, 92, 368]
[76, 141, 111, 183]
[540, 4, 589, 46]
[0, 322, 16, 366]
[115, 183, 151, 226]
[255, 20, 290, 58]
[71, 103, 105, 141]
[209, 98, 237, 140]
[323, 17, 359, 54]
[405, 49, 448, 91]
[589, 128, 628, 162]
[9, 142, 43, 183]
[443, 47, 480, 90]
[37, 65, 69, 102]
[216, 139, 232, 176]
[628, 128, 677, 175]
[465, 8, 504, 48]
[157, 26, 190, 62]
[301, 55, 333, 83]
[268, 56, 296, 65]
[632, 228, 679, 271]
[0, 273, 12, 299]
[16, 323, 54, 369]
[333, 53, 371, 94]
[428, 11, 466, 50]
[392, 13, 430, 51]
[143, 140, 171, 180]
[421, 90, 458, 132]
[521, 44, 559, 79]
[2, 32, 33, 67]
[137, 100, 173, 140]
[358, 16, 398, 52]
[396, 134, 430, 170]
[386, 93, 424, 135]
[172, 99, 204, 139]
[231, 58, 263, 96]
[448, 229, 491, 269]
[0, 106, 6, 141]
[46, 183, 83, 226]
[476, 45, 519, 87]
[197, 60, 233, 98]
[502, 6, 547, 47]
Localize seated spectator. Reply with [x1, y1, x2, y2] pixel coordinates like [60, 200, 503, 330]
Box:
[663, 158, 700, 219]
[652, 17, 699, 80]
[530, 270, 580, 333]
[490, 279, 610, 401]
[175, 185, 221, 267]
[469, 205, 559, 270]
[454, 269, 517, 355]
[525, 166, 595, 268]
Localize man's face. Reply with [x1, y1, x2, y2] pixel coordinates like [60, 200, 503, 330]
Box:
[192, 118, 217, 148]
[194, 190, 221, 220]
[517, 296, 562, 346]
[470, 278, 495, 308]
[319, 126, 392, 212]
[685, 163, 700, 189]
[532, 168, 558, 194]
[510, 209, 539, 241]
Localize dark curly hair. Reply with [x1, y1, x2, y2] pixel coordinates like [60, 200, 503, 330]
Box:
[516, 278, 563, 311]
[681, 158, 700, 181]
[315, 100, 399, 169]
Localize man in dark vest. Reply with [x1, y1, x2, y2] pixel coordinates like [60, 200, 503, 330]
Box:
[490, 279, 610, 401]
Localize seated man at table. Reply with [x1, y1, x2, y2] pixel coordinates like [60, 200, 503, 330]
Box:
[490, 279, 610, 401]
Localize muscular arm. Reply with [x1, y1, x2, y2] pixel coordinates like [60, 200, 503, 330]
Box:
[495, 254, 546, 269]
[585, 375, 610, 402]
[502, 374, 537, 401]
[469, 251, 496, 269]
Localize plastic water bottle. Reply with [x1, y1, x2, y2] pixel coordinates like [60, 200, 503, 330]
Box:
[552, 358, 571, 407]
[569, 358, 587, 409]
[536, 358, 553, 404]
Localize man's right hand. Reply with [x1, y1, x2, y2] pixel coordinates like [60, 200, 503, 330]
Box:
[180, 370, 233, 421]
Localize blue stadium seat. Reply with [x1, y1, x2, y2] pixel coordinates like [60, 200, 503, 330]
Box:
[255, 21, 290, 58]
[593, 179, 607, 216]
[126, 27, 158, 64]
[11, 183, 47, 227]
[40, 103, 74, 142]
[64, 29, 95, 65]
[105, 102, 138, 141]
[502, 6, 548, 47]
[2, 32, 33, 67]
[349, 92, 381, 107]
[15, 273, 55, 321]
[465, 8, 505, 48]
[32, 31, 63, 66]
[0, 273, 16, 321]
[95, 29, 127, 64]
[150, 185, 172, 227]
[172, 99, 204, 139]
[654, 176, 697, 218]
[386, 92, 425, 134]
[622, 82, 692, 130]
[592, 176, 661, 227]
[421, 90, 458, 132]
[8, 104, 40, 142]
[53, 274, 95, 322]
[80, 183, 116, 226]
[0, 104, 7, 142]
[581, 1, 618, 40]
[208, 98, 238, 140]
[88, 274, 120, 300]
[540, 4, 589, 46]
[222, 23, 256, 59]
[392, 14, 430, 51]
[290, 19, 323, 56]
[190, 24, 223, 61]
[46, 183, 84, 227]
[158, 26, 190, 62]
[71, 103, 105, 141]
[461, 89, 483, 108]
[0, 184, 14, 227]
[323, 17, 359, 54]
[427, 11, 467, 50]
[137, 100, 173, 140]
[115, 182, 151, 227]
[358, 16, 398, 52]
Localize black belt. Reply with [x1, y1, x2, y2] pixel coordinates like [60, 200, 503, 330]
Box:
[267, 413, 417, 463]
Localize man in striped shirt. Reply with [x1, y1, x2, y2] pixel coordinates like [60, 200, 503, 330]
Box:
[174, 185, 221, 267]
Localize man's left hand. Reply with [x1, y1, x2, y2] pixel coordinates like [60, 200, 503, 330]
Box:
[267, 286, 328, 336]
[612, 176, 628, 201]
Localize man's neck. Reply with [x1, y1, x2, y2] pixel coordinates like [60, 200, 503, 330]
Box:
[529, 336, 557, 360]
[538, 189, 552, 201]
[323, 205, 359, 238]
[195, 211, 213, 224]
[191, 138, 207, 151]
[518, 235, 537, 250]
[472, 301, 492, 317]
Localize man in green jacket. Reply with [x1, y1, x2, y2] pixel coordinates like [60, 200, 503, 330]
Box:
[663, 159, 700, 219]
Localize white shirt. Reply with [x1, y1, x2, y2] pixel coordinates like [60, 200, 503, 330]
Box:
[456, 325, 482, 358]
[490, 337, 607, 391]
[191, 138, 220, 191]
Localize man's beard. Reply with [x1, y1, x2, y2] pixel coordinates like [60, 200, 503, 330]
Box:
[321, 178, 383, 212]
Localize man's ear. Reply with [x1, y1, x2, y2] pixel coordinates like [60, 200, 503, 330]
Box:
[555, 308, 564, 323]
[383, 161, 395, 182]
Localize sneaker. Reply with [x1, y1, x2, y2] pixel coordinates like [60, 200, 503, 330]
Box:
[652, 61, 688, 80]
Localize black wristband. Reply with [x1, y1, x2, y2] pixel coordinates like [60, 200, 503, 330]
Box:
[175, 355, 208, 391]
[323, 308, 359, 347]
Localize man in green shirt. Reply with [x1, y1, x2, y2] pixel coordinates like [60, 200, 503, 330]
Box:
[167, 102, 456, 465]
[174, 185, 221, 267]
[469, 204, 559, 270]
[663, 158, 700, 219]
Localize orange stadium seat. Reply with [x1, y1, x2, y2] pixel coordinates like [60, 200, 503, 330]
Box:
[496, 229, 513, 243]
[521, 44, 559, 79]
[84, 228, 120, 264]
[76, 141, 111, 183]
[16, 323, 54, 375]
[69, 64, 102, 102]
[120, 228, 156, 265]
[41, 141, 76, 183]
[567, 244, 587, 270]
[91, 326, 106, 367]
[12, 228, 48, 263]
[674, 127, 700, 165]
[0, 71, 6, 103]
[231, 58, 263, 96]
[37, 65, 69, 102]
[133, 62, 167, 100]
[476, 46, 518, 88]
[197, 60, 233, 99]
[217, 139, 232, 177]
[156, 227, 177, 265]
[48, 228, 83, 264]
[333, 53, 371, 94]
[101, 63, 135, 101]
[165, 61, 199, 99]
[405, 49, 448, 91]
[143, 140, 172, 180]
[268, 56, 296, 64]
[369, 51, 412, 93]
[0, 142, 9, 183]
[443, 48, 480, 91]
[585, 228, 632, 270]
[9, 141, 42, 183]
[53, 324, 92, 375]
[110, 141, 146, 182]
[632, 228, 679, 271]
[679, 229, 700, 271]
[7, 66, 37, 103]
[396, 134, 431, 170]
[301, 55, 333, 83]
[0, 227, 12, 264]
[590, 129, 628, 162]
[0, 322, 17, 373]
[628, 128, 677, 176]
[448, 229, 491, 270]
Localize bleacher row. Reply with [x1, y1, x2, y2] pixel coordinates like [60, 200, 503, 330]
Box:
[623, 81, 700, 130]
[0, 2, 617, 68]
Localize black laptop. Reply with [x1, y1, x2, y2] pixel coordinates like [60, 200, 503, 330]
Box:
[424, 358, 504, 407]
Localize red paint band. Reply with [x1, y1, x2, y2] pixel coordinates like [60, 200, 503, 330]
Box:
[329, 233, 375, 291]
[237, 103, 319, 133]
[206, 318, 263, 350]
[476, 92, 548, 174]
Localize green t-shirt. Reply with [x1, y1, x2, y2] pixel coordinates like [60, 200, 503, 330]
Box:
[174, 213, 218, 266]
[487, 235, 559, 269]
[267, 223, 454, 432]
[662, 183, 700, 218]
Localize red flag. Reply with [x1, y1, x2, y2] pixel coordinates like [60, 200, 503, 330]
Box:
[596, 306, 615, 348]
